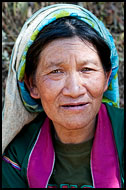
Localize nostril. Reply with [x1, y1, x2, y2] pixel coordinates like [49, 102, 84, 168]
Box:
[62, 85, 86, 98]
[62, 73, 87, 98]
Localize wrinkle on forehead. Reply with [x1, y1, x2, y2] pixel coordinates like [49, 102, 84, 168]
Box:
[40, 36, 95, 55]
[39, 36, 100, 69]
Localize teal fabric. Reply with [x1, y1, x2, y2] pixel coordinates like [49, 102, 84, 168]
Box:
[105, 103, 124, 187]
[8, 3, 119, 112]
[2, 112, 46, 188]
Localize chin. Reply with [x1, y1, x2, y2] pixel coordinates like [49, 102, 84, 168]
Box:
[61, 119, 89, 130]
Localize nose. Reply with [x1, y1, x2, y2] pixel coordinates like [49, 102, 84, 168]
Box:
[62, 72, 86, 98]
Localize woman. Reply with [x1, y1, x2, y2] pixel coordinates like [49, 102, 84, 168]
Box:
[2, 4, 124, 188]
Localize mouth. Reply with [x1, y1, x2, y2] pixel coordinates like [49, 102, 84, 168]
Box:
[62, 103, 86, 107]
[61, 102, 89, 110]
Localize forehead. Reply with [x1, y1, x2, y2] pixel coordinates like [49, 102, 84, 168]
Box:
[39, 36, 99, 64]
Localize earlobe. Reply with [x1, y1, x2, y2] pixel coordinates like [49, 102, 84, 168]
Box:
[24, 74, 40, 99]
[30, 87, 40, 99]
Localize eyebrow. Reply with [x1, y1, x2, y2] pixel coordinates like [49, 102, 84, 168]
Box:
[43, 61, 64, 69]
[44, 58, 98, 68]
[81, 59, 99, 65]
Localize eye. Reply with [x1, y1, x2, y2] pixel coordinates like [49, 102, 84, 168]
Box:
[50, 69, 63, 74]
[81, 68, 92, 72]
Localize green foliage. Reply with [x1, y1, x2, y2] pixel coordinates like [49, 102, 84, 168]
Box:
[13, 2, 28, 18]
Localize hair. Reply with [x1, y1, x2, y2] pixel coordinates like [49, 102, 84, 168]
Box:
[25, 17, 111, 80]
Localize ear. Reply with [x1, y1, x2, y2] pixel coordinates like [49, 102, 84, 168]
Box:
[24, 74, 40, 99]
[104, 69, 112, 92]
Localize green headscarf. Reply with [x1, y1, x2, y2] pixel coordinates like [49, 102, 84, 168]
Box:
[16, 4, 119, 112]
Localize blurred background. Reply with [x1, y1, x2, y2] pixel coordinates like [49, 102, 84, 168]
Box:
[2, 2, 124, 108]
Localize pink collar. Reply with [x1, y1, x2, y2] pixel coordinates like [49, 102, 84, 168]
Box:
[91, 103, 121, 188]
[27, 103, 121, 188]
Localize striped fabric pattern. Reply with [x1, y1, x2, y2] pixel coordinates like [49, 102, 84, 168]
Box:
[2, 155, 21, 170]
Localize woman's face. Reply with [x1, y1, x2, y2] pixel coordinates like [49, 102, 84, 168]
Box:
[30, 36, 110, 130]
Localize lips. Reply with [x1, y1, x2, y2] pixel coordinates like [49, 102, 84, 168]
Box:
[61, 102, 88, 108]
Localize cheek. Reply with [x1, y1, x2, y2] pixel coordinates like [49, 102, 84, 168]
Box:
[37, 78, 63, 105]
[85, 74, 106, 98]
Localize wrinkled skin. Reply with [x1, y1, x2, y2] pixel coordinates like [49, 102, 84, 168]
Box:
[27, 36, 111, 144]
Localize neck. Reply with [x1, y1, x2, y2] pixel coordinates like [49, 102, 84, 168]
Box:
[53, 117, 97, 144]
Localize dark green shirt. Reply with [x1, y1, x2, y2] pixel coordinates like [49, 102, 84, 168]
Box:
[48, 137, 94, 188]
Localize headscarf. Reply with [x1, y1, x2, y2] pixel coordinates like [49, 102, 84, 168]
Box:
[2, 3, 119, 153]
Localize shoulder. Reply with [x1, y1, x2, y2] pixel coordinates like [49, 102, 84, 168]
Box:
[104, 102, 124, 114]
[104, 102, 124, 139]
[2, 112, 47, 187]
[104, 103, 124, 140]
[104, 103, 124, 184]
[104, 103, 124, 126]
[103, 103, 124, 153]
[3, 112, 46, 165]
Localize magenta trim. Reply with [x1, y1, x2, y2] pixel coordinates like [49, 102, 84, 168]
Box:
[27, 117, 55, 188]
[45, 153, 55, 188]
[91, 103, 121, 188]
[27, 128, 42, 187]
